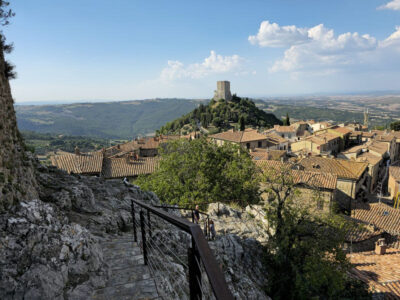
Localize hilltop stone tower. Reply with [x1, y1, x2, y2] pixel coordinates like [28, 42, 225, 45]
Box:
[213, 81, 232, 101]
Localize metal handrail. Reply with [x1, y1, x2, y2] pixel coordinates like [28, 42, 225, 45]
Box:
[154, 204, 210, 216]
[153, 204, 211, 239]
[131, 198, 233, 300]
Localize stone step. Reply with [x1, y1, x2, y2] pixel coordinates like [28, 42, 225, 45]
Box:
[101, 240, 137, 247]
[103, 246, 142, 260]
[105, 264, 151, 287]
[92, 278, 159, 300]
[107, 254, 145, 270]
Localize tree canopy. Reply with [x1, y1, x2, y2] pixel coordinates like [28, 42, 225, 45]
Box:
[135, 138, 261, 208]
[390, 120, 400, 131]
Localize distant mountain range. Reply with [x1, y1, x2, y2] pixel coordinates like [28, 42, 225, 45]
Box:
[16, 99, 207, 139]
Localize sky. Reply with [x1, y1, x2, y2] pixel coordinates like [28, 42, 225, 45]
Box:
[5, 0, 400, 102]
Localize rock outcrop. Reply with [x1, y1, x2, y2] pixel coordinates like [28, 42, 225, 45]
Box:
[0, 165, 160, 299]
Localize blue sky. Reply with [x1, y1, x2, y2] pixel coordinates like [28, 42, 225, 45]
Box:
[5, 0, 400, 102]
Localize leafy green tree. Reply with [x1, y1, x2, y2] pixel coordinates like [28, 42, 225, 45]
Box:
[390, 120, 400, 131]
[260, 164, 371, 300]
[136, 138, 260, 207]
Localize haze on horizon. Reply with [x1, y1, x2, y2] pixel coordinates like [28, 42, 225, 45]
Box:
[6, 0, 400, 103]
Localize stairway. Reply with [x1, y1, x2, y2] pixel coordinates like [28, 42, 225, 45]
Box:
[91, 234, 160, 300]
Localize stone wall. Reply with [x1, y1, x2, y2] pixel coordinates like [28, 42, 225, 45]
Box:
[0, 49, 38, 210]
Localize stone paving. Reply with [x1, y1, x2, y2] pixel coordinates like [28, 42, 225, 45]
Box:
[91, 234, 159, 300]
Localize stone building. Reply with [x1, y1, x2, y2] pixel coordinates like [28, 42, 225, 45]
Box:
[290, 132, 340, 155]
[256, 160, 338, 213]
[389, 163, 400, 199]
[213, 80, 232, 101]
[210, 128, 268, 150]
[297, 157, 369, 211]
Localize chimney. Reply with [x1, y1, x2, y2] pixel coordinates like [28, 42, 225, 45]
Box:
[74, 146, 80, 156]
[375, 238, 387, 255]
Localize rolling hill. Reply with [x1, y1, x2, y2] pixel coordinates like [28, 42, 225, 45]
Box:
[16, 99, 207, 139]
[159, 95, 282, 134]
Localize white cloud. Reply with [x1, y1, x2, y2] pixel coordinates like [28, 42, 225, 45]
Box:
[381, 26, 400, 47]
[378, 0, 400, 11]
[248, 20, 310, 47]
[160, 51, 243, 80]
[248, 21, 400, 74]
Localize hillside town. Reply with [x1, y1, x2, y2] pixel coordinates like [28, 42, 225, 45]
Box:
[3, 1, 400, 299]
[47, 81, 400, 298]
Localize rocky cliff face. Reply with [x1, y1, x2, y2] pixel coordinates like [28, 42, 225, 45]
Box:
[0, 50, 38, 210]
[0, 165, 162, 299]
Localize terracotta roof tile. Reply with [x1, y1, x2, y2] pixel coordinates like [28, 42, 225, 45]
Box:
[255, 160, 337, 190]
[299, 157, 368, 180]
[264, 132, 287, 144]
[102, 157, 160, 178]
[51, 152, 103, 174]
[211, 129, 266, 143]
[349, 248, 400, 298]
[306, 132, 339, 145]
[368, 141, 389, 156]
[356, 152, 383, 166]
[331, 126, 353, 135]
[273, 125, 296, 133]
[250, 149, 286, 161]
[389, 166, 400, 181]
[352, 202, 400, 235]
[375, 134, 396, 143]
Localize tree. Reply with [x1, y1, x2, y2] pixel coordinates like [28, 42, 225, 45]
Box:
[390, 120, 400, 131]
[259, 163, 371, 300]
[239, 115, 246, 131]
[283, 112, 290, 126]
[136, 138, 260, 208]
[0, 1, 15, 79]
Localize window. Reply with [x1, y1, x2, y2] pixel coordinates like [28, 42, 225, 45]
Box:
[246, 143, 250, 149]
[258, 141, 262, 148]
[317, 198, 324, 210]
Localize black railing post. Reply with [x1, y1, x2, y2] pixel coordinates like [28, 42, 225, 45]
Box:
[147, 210, 151, 237]
[131, 200, 137, 242]
[140, 210, 148, 265]
[188, 238, 202, 300]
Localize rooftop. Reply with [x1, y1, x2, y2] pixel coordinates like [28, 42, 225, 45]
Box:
[298, 157, 368, 180]
[306, 132, 339, 145]
[355, 151, 383, 166]
[210, 129, 267, 143]
[264, 132, 288, 144]
[102, 157, 160, 179]
[368, 141, 389, 156]
[255, 160, 337, 190]
[349, 248, 400, 299]
[389, 165, 400, 181]
[51, 152, 104, 174]
[250, 149, 286, 161]
[273, 125, 296, 133]
[351, 202, 400, 235]
[331, 126, 353, 135]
